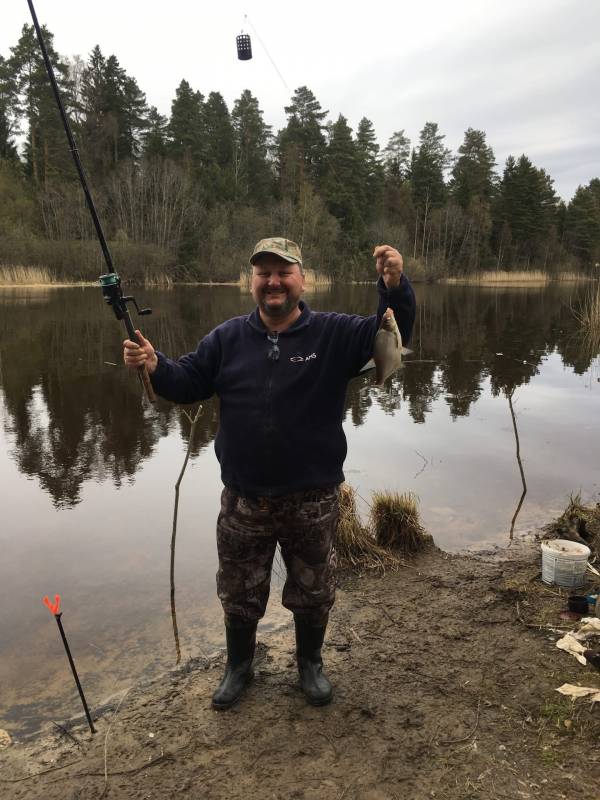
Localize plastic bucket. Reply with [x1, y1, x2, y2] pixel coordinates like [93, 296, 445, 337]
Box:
[541, 539, 590, 588]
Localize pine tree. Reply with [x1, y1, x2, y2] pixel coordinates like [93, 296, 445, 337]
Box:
[493, 155, 559, 266]
[120, 74, 148, 161]
[277, 86, 328, 197]
[102, 55, 147, 164]
[142, 106, 168, 159]
[322, 114, 363, 241]
[411, 122, 451, 210]
[80, 47, 149, 174]
[9, 24, 74, 185]
[79, 45, 110, 175]
[566, 181, 600, 266]
[382, 130, 410, 180]
[410, 122, 451, 263]
[167, 79, 205, 171]
[203, 91, 235, 201]
[381, 130, 413, 233]
[231, 89, 272, 203]
[0, 55, 19, 162]
[355, 117, 384, 224]
[450, 128, 495, 209]
[447, 129, 496, 271]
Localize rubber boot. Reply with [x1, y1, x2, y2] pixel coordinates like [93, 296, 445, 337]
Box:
[294, 614, 333, 706]
[211, 614, 257, 710]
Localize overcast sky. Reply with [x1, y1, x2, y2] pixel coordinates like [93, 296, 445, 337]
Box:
[3, 0, 599, 201]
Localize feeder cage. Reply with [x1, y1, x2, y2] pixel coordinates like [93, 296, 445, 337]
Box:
[236, 33, 252, 60]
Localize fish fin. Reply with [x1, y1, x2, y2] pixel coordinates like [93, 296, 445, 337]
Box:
[359, 359, 376, 373]
[401, 347, 412, 356]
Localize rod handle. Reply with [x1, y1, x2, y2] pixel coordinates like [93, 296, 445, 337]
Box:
[137, 364, 156, 403]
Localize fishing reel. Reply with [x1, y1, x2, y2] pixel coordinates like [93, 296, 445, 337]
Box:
[99, 272, 152, 323]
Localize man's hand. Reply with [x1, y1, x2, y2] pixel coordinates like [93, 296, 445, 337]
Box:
[373, 245, 403, 290]
[123, 330, 158, 375]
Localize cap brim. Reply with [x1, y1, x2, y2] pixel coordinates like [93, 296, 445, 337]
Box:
[249, 249, 301, 266]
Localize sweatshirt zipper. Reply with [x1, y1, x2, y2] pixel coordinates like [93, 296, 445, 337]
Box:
[264, 331, 280, 488]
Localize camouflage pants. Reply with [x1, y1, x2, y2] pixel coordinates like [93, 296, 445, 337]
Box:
[216, 486, 340, 622]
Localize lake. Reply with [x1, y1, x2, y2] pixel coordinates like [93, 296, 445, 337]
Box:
[1, 281, 598, 736]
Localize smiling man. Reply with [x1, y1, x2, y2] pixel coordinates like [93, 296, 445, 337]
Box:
[251, 239, 306, 325]
[123, 236, 416, 710]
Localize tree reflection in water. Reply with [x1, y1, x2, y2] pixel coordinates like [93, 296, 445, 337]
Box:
[170, 404, 203, 665]
[506, 389, 527, 538]
[0, 282, 596, 509]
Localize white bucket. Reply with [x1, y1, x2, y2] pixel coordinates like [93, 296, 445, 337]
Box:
[541, 539, 590, 588]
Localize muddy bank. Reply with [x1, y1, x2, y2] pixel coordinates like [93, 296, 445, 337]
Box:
[1, 542, 599, 800]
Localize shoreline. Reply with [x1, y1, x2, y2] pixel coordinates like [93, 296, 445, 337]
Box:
[0, 275, 595, 289]
[1, 536, 598, 799]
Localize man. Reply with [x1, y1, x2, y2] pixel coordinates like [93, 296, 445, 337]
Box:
[123, 237, 415, 710]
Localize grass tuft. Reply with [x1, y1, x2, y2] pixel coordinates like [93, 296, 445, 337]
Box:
[335, 484, 402, 572]
[370, 490, 431, 555]
[543, 492, 600, 558]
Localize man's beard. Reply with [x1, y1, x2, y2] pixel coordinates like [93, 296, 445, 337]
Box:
[259, 291, 297, 318]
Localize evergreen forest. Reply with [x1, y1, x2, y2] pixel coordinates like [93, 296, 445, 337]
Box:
[1, 24, 599, 283]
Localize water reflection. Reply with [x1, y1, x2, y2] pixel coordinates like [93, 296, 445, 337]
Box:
[1, 281, 599, 736]
[0, 283, 598, 507]
[506, 390, 528, 538]
[170, 404, 203, 665]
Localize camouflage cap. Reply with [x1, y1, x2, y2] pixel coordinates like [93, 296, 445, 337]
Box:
[250, 237, 303, 267]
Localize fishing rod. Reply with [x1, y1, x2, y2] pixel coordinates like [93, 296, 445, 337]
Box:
[26, 0, 155, 403]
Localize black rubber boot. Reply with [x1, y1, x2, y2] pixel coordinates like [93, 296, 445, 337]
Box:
[211, 615, 257, 711]
[295, 614, 333, 706]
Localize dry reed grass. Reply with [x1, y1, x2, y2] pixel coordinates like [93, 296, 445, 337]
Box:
[445, 270, 549, 285]
[239, 266, 332, 290]
[0, 265, 54, 285]
[335, 484, 402, 572]
[575, 283, 600, 336]
[302, 268, 333, 287]
[573, 282, 600, 357]
[143, 272, 174, 288]
[543, 492, 600, 559]
[554, 271, 591, 282]
[371, 490, 431, 555]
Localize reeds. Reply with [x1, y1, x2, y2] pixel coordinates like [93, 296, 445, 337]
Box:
[0, 265, 54, 285]
[574, 282, 600, 357]
[572, 281, 600, 361]
[302, 268, 332, 287]
[554, 271, 591, 282]
[143, 271, 174, 288]
[445, 270, 590, 286]
[239, 266, 332, 290]
[335, 484, 403, 572]
[444, 270, 549, 285]
[370, 490, 430, 555]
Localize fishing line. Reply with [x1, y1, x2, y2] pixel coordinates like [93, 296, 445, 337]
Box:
[243, 13, 289, 89]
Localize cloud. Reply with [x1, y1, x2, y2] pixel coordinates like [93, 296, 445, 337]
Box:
[2, 0, 598, 200]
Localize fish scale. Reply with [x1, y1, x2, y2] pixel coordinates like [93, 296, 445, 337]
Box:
[360, 308, 410, 386]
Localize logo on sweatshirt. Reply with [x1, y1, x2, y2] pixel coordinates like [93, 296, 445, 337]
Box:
[290, 353, 317, 363]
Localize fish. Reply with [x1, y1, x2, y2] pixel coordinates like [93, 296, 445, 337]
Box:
[360, 308, 411, 385]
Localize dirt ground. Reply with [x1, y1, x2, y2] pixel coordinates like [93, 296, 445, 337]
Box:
[2, 541, 600, 800]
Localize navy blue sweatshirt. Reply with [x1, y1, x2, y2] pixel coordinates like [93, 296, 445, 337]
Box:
[151, 276, 416, 496]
